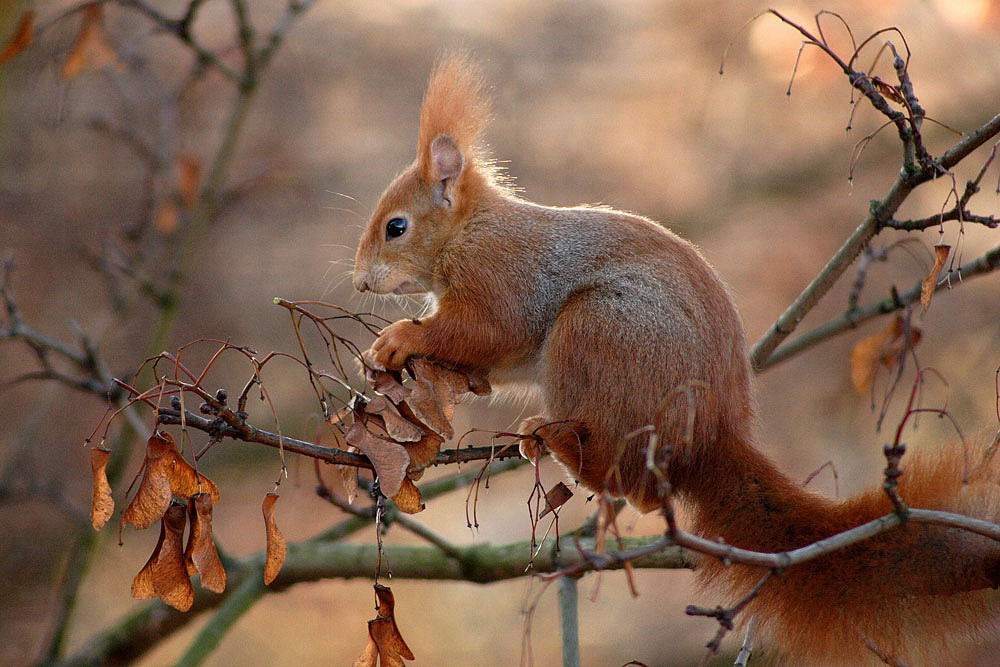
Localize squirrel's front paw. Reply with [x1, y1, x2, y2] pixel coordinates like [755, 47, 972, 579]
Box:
[369, 319, 423, 370]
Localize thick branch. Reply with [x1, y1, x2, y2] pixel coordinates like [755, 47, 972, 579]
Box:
[60, 535, 687, 666]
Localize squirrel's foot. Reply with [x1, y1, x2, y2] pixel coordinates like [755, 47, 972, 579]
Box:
[518, 415, 549, 464]
[369, 319, 424, 370]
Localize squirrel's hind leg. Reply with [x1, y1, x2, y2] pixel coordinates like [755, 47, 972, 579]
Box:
[517, 416, 589, 468]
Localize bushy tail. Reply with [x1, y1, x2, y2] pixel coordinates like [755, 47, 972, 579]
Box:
[688, 432, 1000, 664]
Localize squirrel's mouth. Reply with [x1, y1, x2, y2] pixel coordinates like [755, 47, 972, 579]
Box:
[391, 281, 425, 295]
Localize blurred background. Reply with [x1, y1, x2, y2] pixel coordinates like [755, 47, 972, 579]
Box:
[2, 0, 999, 665]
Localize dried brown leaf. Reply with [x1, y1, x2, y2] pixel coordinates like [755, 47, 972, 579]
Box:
[850, 316, 904, 394]
[262, 493, 286, 585]
[883, 326, 922, 367]
[131, 525, 162, 600]
[177, 155, 201, 209]
[395, 402, 444, 471]
[365, 396, 423, 442]
[155, 201, 179, 235]
[353, 636, 379, 667]
[61, 6, 122, 79]
[391, 478, 424, 514]
[921, 244, 950, 313]
[123, 432, 219, 530]
[90, 447, 114, 530]
[339, 448, 360, 505]
[185, 493, 226, 593]
[365, 363, 411, 404]
[405, 359, 454, 439]
[154, 503, 195, 611]
[122, 433, 175, 530]
[539, 481, 573, 518]
[169, 460, 220, 502]
[345, 421, 409, 498]
[872, 77, 904, 104]
[353, 585, 414, 665]
[0, 11, 33, 66]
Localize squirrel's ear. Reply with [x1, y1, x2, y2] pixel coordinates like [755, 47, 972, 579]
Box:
[429, 134, 464, 207]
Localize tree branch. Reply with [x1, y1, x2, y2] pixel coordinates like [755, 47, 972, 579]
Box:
[758, 241, 1000, 369]
[59, 535, 689, 666]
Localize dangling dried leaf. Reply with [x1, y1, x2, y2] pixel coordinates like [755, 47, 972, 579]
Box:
[872, 76, 904, 104]
[155, 201, 179, 235]
[365, 365, 411, 404]
[131, 526, 162, 600]
[920, 244, 950, 313]
[155, 503, 195, 611]
[0, 11, 33, 66]
[882, 326, 922, 368]
[405, 359, 454, 439]
[123, 433, 176, 530]
[123, 432, 219, 530]
[539, 481, 573, 519]
[262, 493, 286, 585]
[392, 478, 424, 514]
[90, 447, 114, 530]
[434, 365, 491, 398]
[354, 585, 414, 666]
[168, 452, 220, 503]
[850, 316, 904, 394]
[61, 6, 122, 79]
[395, 402, 444, 471]
[177, 155, 202, 209]
[353, 637, 379, 667]
[132, 503, 194, 611]
[364, 396, 423, 442]
[185, 493, 226, 593]
[345, 421, 409, 498]
[339, 447, 360, 505]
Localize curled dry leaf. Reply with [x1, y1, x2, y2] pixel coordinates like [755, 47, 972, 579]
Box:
[539, 481, 573, 519]
[339, 446, 360, 505]
[365, 362, 411, 404]
[155, 201, 179, 235]
[123, 433, 175, 530]
[849, 316, 922, 394]
[405, 359, 454, 439]
[434, 364, 491, 397]
[123, 432, 219, 530]
[391, 478, 424, 514]
[0, 11, 33, 66]
[365, 396, 423, 442]
[185, 493, 226, 593]
[262, 493, 286, 585]
[395, 402, 444, 471]
[131, 503, 194, 611]
[61, 6, 122, 79]
[90, 447, 114, 530]
[920, 243, 951, 313]
[352, 357, 490, 502]
[345, 421, 409, 498]
[177, 155, 202, 209]
[353, 584, 414, 667]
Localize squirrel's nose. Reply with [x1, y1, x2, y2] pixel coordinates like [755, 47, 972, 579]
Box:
[353, 274, 370, 293]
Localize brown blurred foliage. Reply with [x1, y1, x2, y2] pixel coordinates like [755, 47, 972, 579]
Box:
[2, 1, 1000, 665]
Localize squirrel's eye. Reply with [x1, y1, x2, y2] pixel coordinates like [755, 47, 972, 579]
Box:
[385, 217, 408, 240]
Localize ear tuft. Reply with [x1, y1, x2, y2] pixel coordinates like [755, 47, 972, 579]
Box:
[417, 54, 490, 181]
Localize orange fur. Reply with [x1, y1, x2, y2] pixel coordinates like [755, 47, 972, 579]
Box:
[353, 56, 1000, 663]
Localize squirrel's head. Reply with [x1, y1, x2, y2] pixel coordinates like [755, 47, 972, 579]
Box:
[353, 55, 493, 296]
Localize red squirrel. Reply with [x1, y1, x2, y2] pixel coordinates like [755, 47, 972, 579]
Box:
[352, 56, 1000, 663]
